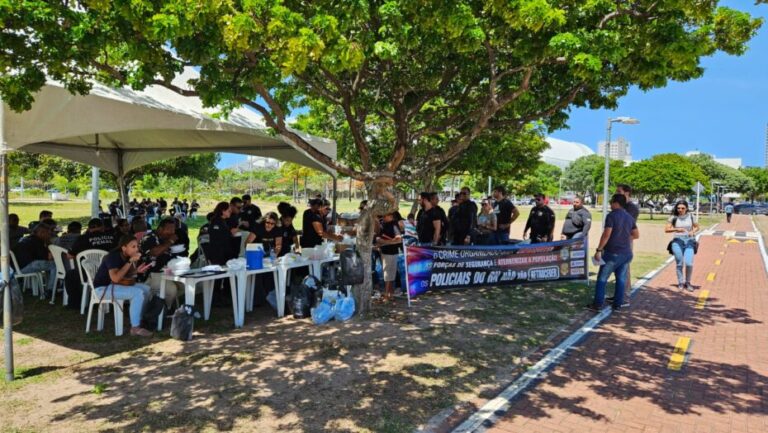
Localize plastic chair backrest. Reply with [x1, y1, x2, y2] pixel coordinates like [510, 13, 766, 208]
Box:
[76, 249, 108, 286]
[9, 250, 21, 272]
[80, 260, 100, 295]
[48, 244, 68, 278]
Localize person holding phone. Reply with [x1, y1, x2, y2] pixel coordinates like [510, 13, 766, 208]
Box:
[92, 235, 155, 337]
[665, 200, 700, 291]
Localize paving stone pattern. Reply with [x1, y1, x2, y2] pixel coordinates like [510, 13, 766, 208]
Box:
[488, 215, 768, 433]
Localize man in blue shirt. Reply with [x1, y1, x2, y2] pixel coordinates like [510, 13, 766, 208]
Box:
[589, 194, 639, 312]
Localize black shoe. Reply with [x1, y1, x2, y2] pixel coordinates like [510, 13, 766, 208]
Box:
[585, 303, 604, 313]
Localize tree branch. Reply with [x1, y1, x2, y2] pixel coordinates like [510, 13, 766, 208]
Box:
[598, 1, 658, 28]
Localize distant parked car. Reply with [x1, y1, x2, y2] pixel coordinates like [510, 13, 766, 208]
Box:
[698, 203, 718, 213]
[662, 203, 675, 213]
[734, 203, 755, 214]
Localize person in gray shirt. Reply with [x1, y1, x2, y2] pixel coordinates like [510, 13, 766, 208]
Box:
[561, 196, 592, 240]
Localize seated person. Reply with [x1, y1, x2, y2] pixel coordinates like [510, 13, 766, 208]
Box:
[141, 218, 185, 308]
[92, 235, 154, 337]
[8, 213, 30, 249]
[11, 223, 58, 295]
[70, 218, 117, 256]
[250, 212, 282, 257]
[53, 221, 82, 257]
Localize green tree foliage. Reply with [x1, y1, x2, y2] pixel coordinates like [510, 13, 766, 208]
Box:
[592, 159, 627, 196]
[562, 155, 604, 200]
[510, 163, 561, 198]
[741, 167, 768, 201]
[687, 153, 754, 193]
[619, 154, 707, 201]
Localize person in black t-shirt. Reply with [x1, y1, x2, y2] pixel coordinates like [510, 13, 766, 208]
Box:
[492, 185, 520, 244]
[250, 212, 283, 256]
[376, 212, 403, 301]
[430, 193, 448, 245]
[141, 218, 185, 307]
[300, 199, 341, 248]
[206, 202, 239, 265]
[277, 202, 299, 257]
[450, 191, 476, 245]
[240, 194, 262, 230]
[12, 224, 58, 294]
[70, 218, 117, 256]
[417, 192, 443, 245]
[524, 193, 556, 243]
[92, 235, 154, 337]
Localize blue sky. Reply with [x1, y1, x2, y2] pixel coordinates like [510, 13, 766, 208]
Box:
[219, 1, 768, 169]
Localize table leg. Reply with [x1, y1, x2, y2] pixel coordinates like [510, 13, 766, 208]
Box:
[234, 273, 244, 328]
[158, 278, 167, 331]
[276, 268, 287, 318]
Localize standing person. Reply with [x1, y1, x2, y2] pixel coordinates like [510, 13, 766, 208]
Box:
[277, 202, 300, 257]
[376, 212, 403, 301]
[588, 194, 639, 312]
[724, 201, 734, 223]
[450, 190, 475, 245]
[206, 202, 238, 266]
[523, 193, 556, 243]
[475, 198, 498, 245]
[92, 235, 154, 337]
[300, 198, 341, 248]
[616, 184, 640, 221]
[561, 196, 592, 240]
[492, 185, 519, 244]
[416, 192, 443, 245]
[430, 192, 449, 245]
[665, 201, 700, 291]
[241, 194, 262, 230]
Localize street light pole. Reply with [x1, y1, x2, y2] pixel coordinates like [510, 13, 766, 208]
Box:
[601, 116, 639, 226]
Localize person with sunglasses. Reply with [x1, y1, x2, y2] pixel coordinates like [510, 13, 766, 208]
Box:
[251, 212, 283, 257]
[665, 200, 700, 291]
[475, 198, 498, 245]
[523, 193, 556, 243]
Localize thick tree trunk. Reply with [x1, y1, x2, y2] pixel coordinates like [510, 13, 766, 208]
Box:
[352, 174, 397, 316]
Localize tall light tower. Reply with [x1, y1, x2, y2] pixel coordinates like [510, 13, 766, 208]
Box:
[764, 123, 768, 168]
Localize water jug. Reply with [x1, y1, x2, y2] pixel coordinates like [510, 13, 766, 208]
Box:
[246, 243, 264, 270]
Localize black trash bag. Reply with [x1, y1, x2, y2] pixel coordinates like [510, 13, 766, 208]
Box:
[141, 295, 167, 330]
[0, 277, 23, 327]
[340, 248, 365, 285]
[170, 304, 195, 341]
[292, 275, 322, 318]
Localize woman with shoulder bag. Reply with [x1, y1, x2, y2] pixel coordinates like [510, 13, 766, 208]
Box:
[92, 235, 154, 336]
[665, 201, 700, 292]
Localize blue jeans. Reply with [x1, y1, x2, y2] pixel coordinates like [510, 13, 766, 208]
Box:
[671, 237, 695, 285]
[594, 252, 633, 307]
[21, 260, 58, 291]
[95, 283, 151, 327]
[496, 230, 510, 244]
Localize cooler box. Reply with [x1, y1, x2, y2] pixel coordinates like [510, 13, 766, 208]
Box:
[246, 244, 264, 270]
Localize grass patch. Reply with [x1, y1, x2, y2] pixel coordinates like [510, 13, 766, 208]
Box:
[15, 337, 33, 346]
[91, 383, 108, 395]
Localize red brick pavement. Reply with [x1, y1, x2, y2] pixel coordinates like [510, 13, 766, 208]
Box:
[487, 214, 768, 433]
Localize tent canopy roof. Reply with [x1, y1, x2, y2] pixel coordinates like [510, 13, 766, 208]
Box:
[2, 69, 336, 175]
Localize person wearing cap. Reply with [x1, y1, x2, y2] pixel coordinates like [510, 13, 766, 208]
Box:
[523, 193, 556, 243]
[12, 223, 58, 296]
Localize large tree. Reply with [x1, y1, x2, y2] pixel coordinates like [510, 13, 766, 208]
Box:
[619, 154, 707, 202]
[1, 1, 761, 313]
[687, 153, 754, 194]
[562, 155, 605, 205]
[741, 167, 768, 202]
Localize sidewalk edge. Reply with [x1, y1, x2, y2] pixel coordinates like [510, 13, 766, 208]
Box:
[447, 255, 675, 433]
[750, 217, 768, 276]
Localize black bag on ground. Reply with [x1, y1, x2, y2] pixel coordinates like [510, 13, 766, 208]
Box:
[170, 304, 195, 341]
[64, 269, 83, 310]
[292, 276, 322, 318]
[340, 249, 365, 285]
[0, 277, 24, 326]
[141, 295, 167, 329]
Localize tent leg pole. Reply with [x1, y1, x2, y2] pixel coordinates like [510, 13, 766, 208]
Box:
[1, 102, 14, 382]
[91, 167, 100, 218]
[117, 176, 128, 218]
[332, 176, 338, 225]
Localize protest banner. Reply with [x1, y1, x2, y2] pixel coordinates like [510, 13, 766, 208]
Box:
[404, 238, 588, 300]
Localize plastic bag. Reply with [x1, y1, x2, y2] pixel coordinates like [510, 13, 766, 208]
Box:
[340, 249, 365, 285]
[334, 294, 355, 322]
[292, 295, 310, 319]
[170, 304, 195, 341]
[226, 258, 247, 271]
[311, 299, 334, 325]
[0, 274, 23, 327]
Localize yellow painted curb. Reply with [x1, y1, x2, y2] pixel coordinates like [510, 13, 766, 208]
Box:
[695, 290, 709, 310]
[668, 337, 692, 371]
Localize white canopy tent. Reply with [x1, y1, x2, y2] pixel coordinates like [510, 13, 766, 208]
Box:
[0, 69, 337, 380]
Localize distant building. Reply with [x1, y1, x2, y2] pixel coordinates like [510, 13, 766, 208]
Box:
[542, 137, 595, 169]
[597, 137, 632, 163]
[228, 155, 281, 172]
[684, 151, 742, 169]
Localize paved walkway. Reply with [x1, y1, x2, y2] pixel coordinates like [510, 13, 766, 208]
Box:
[484, 214, 768, 433]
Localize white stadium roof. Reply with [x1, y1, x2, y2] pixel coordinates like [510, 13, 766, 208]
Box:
[542, 137, 595, 169]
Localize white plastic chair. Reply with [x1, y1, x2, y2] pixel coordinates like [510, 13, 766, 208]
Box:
[76, 249, 109, 314]
[9, 250, 45, 298]
[48, 244, 69, 305]
[82, 259, 126, 336]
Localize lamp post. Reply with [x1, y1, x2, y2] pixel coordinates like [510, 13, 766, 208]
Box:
[710, 181, 721, 215]
[601, 116, 639, 226]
